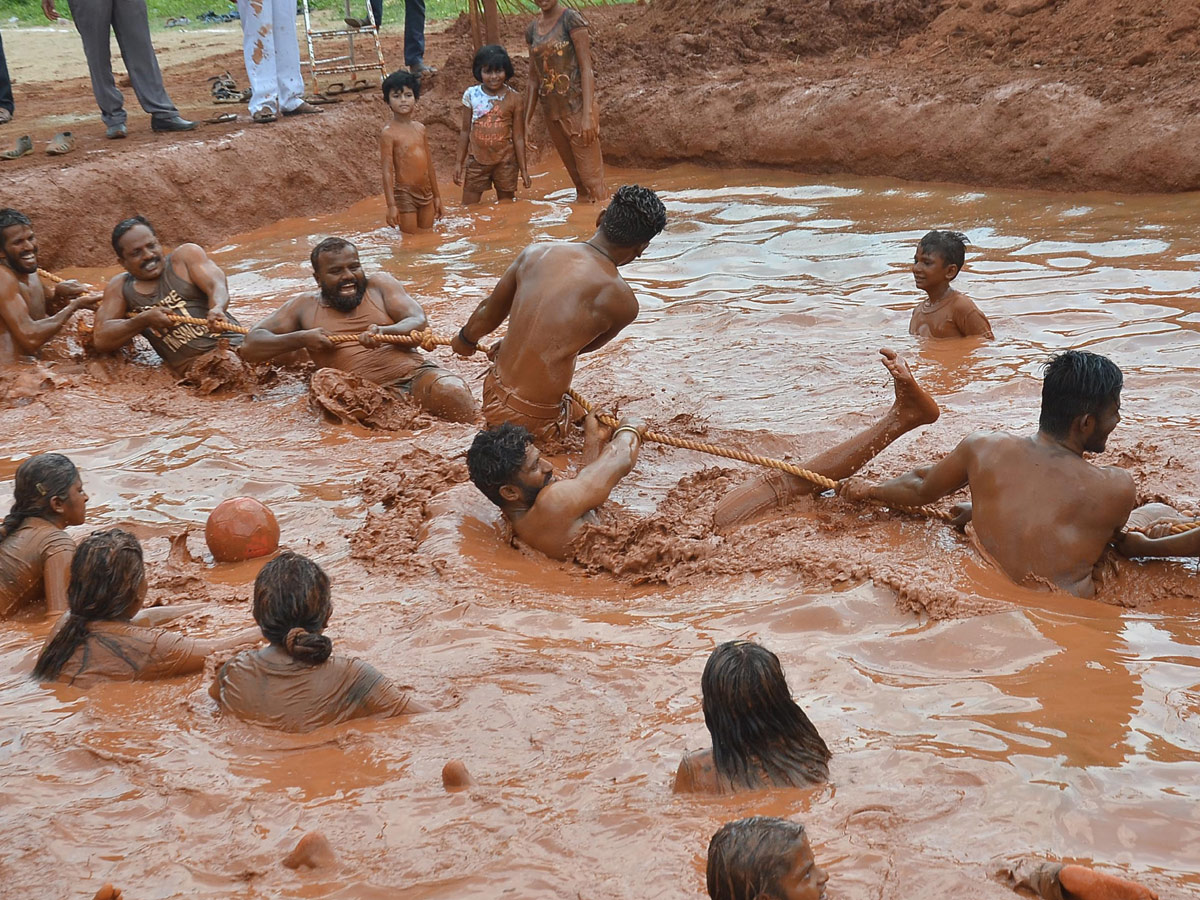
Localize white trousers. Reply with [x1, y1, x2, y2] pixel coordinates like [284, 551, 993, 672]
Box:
[236, 0, 305, 114]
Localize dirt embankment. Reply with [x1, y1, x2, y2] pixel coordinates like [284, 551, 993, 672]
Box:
[5, 0, 1200, 268]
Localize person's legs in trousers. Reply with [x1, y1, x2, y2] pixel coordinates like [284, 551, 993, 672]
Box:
[404, 0, 426, 67]
[271, 0, 305, 113]
[67, 0, 128, 127]
[236, 0, 280, 115]
[110, 0, 180, 122]
[0, 32, 15, 120]
[369, 0, 383, 27]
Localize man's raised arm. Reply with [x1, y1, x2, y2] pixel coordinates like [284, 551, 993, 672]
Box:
[841, 433, 977, 508]
[92, 276, 173, 352]
[174, 244, 232, 328]
[531, 418, 643, 529]
[241, 298, 332, 364]
[360, 274, 428, 346]
[452, 252, 523, 356]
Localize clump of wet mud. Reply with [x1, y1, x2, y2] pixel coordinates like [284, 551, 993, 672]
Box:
[178, 341, 261, 396]
[143, 530, 250, 608]
[351, 448, 470, 570]
[309, 369, 432, 431]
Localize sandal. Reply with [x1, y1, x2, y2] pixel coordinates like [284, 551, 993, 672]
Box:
[0, 109, 12, 125]
[251, 109, 277, 124]
[325, 79, 370, 96]
[209, 71, 250, 104]
[0, 134, 33, 160]
[45, 131, 76, 156]
[302, 93, 341, 105]
[283, 101, 323, 117]
[203, 112, 238, 125]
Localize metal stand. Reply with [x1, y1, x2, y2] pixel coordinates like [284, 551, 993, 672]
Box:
[300, 0, 387, 94]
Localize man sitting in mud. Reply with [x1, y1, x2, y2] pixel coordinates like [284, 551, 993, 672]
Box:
[0, 208, 99, 365]
[241, 237, 477, 423]
[93, 216, 245, 378]
[451, 184, 667, 442]
[841, 350, 1136, 598]
[467, 349, 940, 560]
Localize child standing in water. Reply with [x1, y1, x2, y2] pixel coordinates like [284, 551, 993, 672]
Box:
[525, 0, 604, 202]
[380, 70, 442, 234]
[909, 230, 993, 338]
[455, 45, 530, 205]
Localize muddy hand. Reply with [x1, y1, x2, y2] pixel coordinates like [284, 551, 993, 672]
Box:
[54, 279, 89, 302]
[359, 324, 384, 347]
[207, 309, 229, 331]
[838, 476, 875, 502]
[949, 501, 973, 531]
[305, 328, 334, 352]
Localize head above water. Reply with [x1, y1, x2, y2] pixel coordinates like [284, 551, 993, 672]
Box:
[310, 237, 367, 311]
[598, 185, 668, 252]
[916, 230, 969, 272]
[467, 424, 552, 510]
[1039, 350, 1123, 451]
[473, 44, 514, 82]
[701, 641, 831, 791]
[1, 453, 83, 544]
[0, 208, 37, 275]
[253, 551, 334, 666]
[382, 68, 421, 102]
[707, 817, 827, 900]
[112, 216, 166, 280]
[32, 529, 146, 682]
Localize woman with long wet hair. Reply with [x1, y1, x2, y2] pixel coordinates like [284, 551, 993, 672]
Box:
[674, 640, 830, 794]
[211, 551, 426, 732]
[0, 453, 85, 618]
[707, 816, 828, 900]
[33, 529, 259, 685]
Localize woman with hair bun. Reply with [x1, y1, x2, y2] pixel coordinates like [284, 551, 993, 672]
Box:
[211, 551, 425, 732]
[1, 453, 85, 618]
[674, 640, 830, 794]
[32, 529, 260, 686]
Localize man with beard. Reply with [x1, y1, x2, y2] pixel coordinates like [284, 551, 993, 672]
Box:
[840, 350, 1135, 598]
[241, 237, 477, 423]
[0, 209, 99, 364]
[93, 216, 243, 372]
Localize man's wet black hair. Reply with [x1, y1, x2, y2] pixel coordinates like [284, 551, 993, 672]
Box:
[702, 640, 830, 791]
[917, 229, 969, 271]
[382, 68, 421, 102]
[467, 423, 533, 506]
[310, 236, 357, 271]
[111, 215, 156, 256]
[1039, 350, 1123, 439]
[473, 44, 514, 81]
[600, 185, 668, 247]
[0, 208, 32, 245]
[707, 817, 809, 900]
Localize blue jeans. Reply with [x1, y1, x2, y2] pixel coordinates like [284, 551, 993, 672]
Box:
[367, 0, 426, 66]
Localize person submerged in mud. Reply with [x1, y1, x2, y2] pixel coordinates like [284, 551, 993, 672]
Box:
[211, 551, 427, 732]
[92, 216, 245, 376]
[0, 208, 99, 364]
[241, 237, 477, 423]
[468, 349, 940, 559]
[451, 184, 667, 442]
[706, 816, 828, 900]
[675, 641, 829, 794]
[841, 350, 1135, 598]
[32, 529, 260, 687]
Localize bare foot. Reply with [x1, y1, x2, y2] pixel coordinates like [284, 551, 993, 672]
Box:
[93, 886, 122, 900]
[282, 831, 336, 870]
[879, 348, 940, 428]
[442, 759, 475, 791]
[1059, 865, 1158, 900]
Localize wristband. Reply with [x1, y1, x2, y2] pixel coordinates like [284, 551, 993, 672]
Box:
[612, 425, 642, 447]
[457, 328, 478, 349]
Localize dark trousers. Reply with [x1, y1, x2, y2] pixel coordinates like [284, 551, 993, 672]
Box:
[66, 0, 179, 126]
[367, 0, 426, 66]
[0, 32, 13, 115]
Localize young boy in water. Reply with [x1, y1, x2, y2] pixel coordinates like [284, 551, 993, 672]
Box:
[909, 230, 993, 339]
[381, 70, 442, 234]
[454, 44, 530, 205]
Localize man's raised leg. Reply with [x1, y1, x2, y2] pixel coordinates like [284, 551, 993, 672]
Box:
[713, 348, 939, 530]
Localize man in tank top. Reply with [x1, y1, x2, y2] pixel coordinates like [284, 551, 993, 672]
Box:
[93, 216, 243, 373]
[241, 237, 477, 423]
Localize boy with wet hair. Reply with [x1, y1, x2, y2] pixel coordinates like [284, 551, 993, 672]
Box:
[707, 816, 828, 900]
[909, 229, 993, 339]
[381, 69, 442, 234]
[454, 44, 530, 205]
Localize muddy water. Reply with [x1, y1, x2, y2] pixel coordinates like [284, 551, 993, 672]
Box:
[2, 166, 1199, 899]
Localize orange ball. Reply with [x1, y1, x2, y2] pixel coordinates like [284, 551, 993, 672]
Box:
[205, 497, 280, 563]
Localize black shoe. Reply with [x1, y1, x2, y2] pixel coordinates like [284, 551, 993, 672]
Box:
[409, 60, 437, 78]
[151, 115, 198, 133]
[344, 16, 373, 27]
[106, 123, 127, 139]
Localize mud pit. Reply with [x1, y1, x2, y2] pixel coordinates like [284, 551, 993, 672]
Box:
[2, 168, 1199, 898]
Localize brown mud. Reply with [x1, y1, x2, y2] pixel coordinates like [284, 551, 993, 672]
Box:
[6, 1, 1200, 269]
